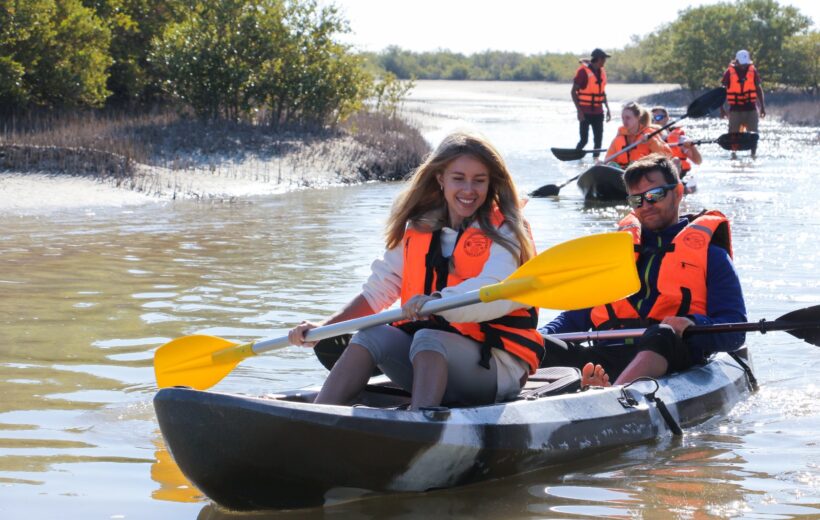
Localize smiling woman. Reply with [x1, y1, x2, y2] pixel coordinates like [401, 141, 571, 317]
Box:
[288, 131, 544, 409]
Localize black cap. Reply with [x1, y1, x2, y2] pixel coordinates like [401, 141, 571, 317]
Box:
[591, 48, 611, 59]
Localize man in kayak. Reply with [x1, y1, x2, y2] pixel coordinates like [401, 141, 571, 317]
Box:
[572, 48, 612, 159]
[289, 131, 544, 409]
[720, 49, 766, 159]
[539, 154, 746, 387]
[604, 102, 672, 168]
[650, 106, 702, 180]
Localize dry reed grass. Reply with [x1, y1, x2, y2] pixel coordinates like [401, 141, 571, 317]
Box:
[0, 108, 430, 198]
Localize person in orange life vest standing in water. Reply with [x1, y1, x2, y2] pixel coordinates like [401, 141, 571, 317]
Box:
[288, 131, 544, 409]
[604, 102, 673, 168]
[721, 49, 766, 159]
[651, 106, 702, 180]
[572, 48, 612, 159]
[539, 154, 746, 387]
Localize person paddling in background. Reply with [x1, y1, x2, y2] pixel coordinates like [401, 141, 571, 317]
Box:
[540, 154, 746, 387]
[572, 48, 612, 159]
[604, 102, 672, 168]
[721, 49, 766, 159]
[289, 131, 544, 409]
[651, 106, 702, 180]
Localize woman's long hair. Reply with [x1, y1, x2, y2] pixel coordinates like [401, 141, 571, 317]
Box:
[385, 131, 535, 265]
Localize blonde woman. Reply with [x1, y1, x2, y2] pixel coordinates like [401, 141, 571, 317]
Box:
[288, 132, 544, 409]
[605, 102, 673, 167]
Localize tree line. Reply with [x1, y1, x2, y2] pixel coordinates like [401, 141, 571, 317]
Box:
[0, 0, 381, 127]
[369, 0, 818, 94]
[1, 0, 816, 125]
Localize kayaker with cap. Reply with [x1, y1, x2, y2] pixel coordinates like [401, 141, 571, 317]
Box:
[288, 131, 544, 409]
[539, 154, 746, 387]
[572, 48, 612, 159]
[720, 49, 766, 159]
[651, 106, 702, 179]
[604, 102, 673, 168]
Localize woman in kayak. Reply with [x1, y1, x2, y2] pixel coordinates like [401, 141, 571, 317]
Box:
[604, 101, 672, 167]
[288, 131, 544, 409]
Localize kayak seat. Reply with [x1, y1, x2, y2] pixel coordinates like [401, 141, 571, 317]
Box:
[519, 366, 582, 400]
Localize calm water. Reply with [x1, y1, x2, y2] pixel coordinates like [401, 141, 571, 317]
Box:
[1, 81, 819, 519]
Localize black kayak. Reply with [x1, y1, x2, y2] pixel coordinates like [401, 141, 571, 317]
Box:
[154, 350, 754, 511]
[577, 164, 627, 201]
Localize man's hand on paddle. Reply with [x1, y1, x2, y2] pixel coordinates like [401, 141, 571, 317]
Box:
[661, 316, 695, 337]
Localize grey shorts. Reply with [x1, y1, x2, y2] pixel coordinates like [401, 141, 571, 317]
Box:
[351, 325, 503, 405]
[728, 110, 759, 133]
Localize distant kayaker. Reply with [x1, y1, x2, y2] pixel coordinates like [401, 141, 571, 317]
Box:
[650, 106, 702, 179]
[572, 48, 612, 159]
[720, 49, 766, 159]
[288, 131, 544, 409]
[539, 154, 747, 387]
[604, 102, 673, 168]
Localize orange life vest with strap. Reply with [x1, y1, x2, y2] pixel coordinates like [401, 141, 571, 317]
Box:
[590, 210, 733, 330]
[576, 62, 607, 110]
[726, 64, 758, 106]
[609, 126, 655, 167]
[666, 127, 691, 173]
[395, 207, 545, 374]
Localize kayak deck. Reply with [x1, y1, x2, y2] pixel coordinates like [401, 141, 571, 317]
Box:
[154, 351, 754, 511]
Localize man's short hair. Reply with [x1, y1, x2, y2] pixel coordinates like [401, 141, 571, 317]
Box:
[623, 153, 680, 188]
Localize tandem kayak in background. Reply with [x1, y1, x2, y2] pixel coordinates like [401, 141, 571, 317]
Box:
[577, 164, 627, 201]
[154, 350, 755, 511]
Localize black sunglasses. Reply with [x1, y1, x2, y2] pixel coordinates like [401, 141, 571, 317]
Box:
[627, 184, 679, 209]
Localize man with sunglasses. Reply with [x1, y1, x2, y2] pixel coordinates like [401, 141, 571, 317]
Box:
[539, 154, 747, 387]
[650, 106, 702, 180]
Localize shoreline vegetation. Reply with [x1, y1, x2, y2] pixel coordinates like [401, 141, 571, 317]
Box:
[0, 109, 429, 200]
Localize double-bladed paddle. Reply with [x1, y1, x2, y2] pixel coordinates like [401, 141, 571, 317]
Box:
[532, 87, 727, 197]
[154, 232, 640, 390]
[549, 131, 757, 163]
[315, 305, 820, 373]
[550, 305, 820, 345]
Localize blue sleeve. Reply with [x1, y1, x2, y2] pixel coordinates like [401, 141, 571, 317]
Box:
[687, 246, 747, 355]
[538, 308, 593, 335]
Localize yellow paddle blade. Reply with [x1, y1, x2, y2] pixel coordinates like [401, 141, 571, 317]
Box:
[154, 335, 256, 390]
[480, 232, 639, 310]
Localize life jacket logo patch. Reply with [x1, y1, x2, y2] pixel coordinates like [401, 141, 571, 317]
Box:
[683, 233, 707, 250]
[463, 234, 490, 257]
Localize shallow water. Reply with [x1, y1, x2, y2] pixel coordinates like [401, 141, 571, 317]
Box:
[1, 81, 819, 519]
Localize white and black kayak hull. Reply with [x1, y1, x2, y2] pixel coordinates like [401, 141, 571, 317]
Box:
[154, 351, 753, 510]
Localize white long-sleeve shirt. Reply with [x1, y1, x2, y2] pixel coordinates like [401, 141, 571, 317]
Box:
[361, 222, 525, 322]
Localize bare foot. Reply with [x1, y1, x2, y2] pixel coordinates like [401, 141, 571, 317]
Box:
[581, 362, 611, 388]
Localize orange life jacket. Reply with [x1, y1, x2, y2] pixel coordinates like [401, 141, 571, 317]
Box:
[590, 210, 733, 330]
[395, 207, 545, 373]
[666, 127, 691, 173]
[576, 62, 607, 109]
[609, 126, 656, 167]
[726, 64, 758, 106]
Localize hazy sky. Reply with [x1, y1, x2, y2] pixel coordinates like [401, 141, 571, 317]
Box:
[323, 0, 820, 55]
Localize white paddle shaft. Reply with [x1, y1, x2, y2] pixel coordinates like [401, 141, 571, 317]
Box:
[251, 291, 482, 355]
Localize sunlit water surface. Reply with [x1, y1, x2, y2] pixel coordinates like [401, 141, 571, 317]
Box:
[1, 81, 819, 519]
